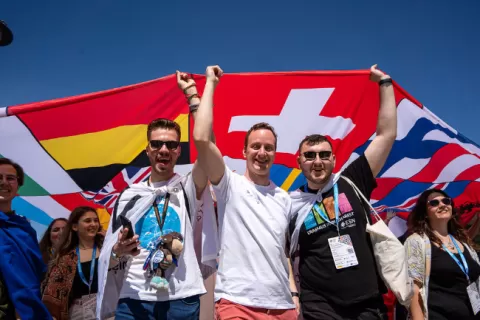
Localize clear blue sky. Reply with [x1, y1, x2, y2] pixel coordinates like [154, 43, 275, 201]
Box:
[1, 0, 479, 142]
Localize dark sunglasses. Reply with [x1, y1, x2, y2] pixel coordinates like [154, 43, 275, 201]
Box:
[303, 151, 332, 161]
[149, 140, 180, 150]
[428, 197, 452, 207]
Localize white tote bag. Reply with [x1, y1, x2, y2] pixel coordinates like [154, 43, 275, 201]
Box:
[341, 176, 413, 307]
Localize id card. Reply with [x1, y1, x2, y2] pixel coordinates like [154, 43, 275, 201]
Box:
[467, 282, 480, 315]
[328, 235, 359, 269]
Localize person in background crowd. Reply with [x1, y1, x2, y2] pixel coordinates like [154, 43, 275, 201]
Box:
[39, 218, 68, 266]
[405, 189, 480, 320]
[42, 206, 104, 320]
[288, 65, 397, 320]
[97, 71, 216, 320]
[194, 65, 299, 319]
[0, 158, 52, 320]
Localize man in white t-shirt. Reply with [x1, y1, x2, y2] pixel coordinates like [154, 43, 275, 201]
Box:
[97, 72, 214, 320]
[193, 65, 299, 319]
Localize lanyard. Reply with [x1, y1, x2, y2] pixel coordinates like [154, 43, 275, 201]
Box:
[442, 235, 470, 282]
[75, 243, 97, 293]
[311, 184, 340, 235]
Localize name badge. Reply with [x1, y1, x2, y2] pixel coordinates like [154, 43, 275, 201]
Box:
[467, 281, 480, 315]
[328, 235, 359, 269]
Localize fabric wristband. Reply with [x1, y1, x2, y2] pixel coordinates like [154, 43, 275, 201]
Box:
[379, 78, 393, 86]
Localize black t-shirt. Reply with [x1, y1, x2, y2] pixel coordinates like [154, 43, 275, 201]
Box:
[428, 244, 480, 320]
[70, 258, 99, 301]
[289, 154, 386, 307]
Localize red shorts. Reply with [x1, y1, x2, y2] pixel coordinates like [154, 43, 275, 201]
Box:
[215, 298, 298, 320]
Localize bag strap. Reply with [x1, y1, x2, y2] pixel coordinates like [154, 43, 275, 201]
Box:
[340, 176, 382, 224]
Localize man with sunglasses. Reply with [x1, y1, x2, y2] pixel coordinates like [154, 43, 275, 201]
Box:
[288, 65, 397, 320]
[193, 65, 298, 319]
[98, 71, 214, 320]
[0, 158, 52, 320]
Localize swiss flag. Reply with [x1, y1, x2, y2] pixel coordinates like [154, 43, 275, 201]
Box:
[189, 71, 416, 171]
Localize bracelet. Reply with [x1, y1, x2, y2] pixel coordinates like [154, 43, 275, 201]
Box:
[183, 83, 196, 94]
[189, 103, 199, 113]
[187, 93, 200, 103]
[291, 292, 299, 297]
[379, 78, 393, 86]
[111, 249, 121, 261]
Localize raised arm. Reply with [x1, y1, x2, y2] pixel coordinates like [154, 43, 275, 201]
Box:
[176, 71, 209, 198]
[193, 66, 225, 185]
[364, 64, 397, 178]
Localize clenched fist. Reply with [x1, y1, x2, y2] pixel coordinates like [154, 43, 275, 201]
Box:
[206, 65, 223, 86]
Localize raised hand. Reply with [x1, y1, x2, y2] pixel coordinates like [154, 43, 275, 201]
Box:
[206, 65, 223, 86]
[370, 64, 390, 83]
[176, 70, 197, 94]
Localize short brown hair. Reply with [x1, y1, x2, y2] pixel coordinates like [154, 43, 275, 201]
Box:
[147, 118, 181, 141]
[244, 122, 278, 150]
[0, 158, 25, 186]
[298, 134, 333, 153]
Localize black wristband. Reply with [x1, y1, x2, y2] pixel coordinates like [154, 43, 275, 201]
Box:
[291, 292, 299, 297]
[379, 78, 393, 86]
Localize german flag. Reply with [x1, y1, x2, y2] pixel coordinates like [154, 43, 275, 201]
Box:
[12, 75, 197, 192]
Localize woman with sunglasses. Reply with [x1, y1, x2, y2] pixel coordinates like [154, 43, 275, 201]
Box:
[42, 206, 104, 320]
[405, 189, 480, 320]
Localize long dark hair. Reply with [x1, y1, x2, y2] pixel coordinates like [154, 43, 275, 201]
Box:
[53, 206, 104, 263]
[39, 218, 68, 264]
[408, 188, 471, 247]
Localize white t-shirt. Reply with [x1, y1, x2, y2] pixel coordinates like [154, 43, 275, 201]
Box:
[213, 167, 295, 309]
[119, 174, 206, 301]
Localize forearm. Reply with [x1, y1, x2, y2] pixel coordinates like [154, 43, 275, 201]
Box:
[193, 82, 215, 143]
[376, 79, 397, 140]
[410, 284, 424, 320]
[287, 258, 298, 293]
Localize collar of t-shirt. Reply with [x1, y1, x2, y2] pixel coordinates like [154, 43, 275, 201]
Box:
[152, 181, 168, 188]
[301, 185, 321, 194]
[243, 176, 276, 192]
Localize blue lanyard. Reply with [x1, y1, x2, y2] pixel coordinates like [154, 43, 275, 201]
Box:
[442, 235, 469, 282]
[311, 184, 340, 234]
[76, 243, 97, 293]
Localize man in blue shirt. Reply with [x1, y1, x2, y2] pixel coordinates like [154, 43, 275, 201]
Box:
[0, 158, 52, 320]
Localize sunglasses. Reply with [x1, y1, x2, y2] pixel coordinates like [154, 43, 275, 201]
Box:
[149, 140, 180, 150]
[303, 151, 332, 161]
[428, 197, 452, 207]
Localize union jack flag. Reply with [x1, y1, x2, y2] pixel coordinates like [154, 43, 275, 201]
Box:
[82, 166, 151, 210]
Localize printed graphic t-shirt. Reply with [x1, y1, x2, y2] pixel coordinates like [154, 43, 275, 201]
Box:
[119, 175, 206, 301]
[289, 154, 386, 306]
[213, 167, 295, 309]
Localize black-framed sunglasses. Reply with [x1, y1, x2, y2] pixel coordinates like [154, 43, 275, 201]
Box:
[428, 197, 452, 207]
[149, 140, 180, 150]
[303, 151, 332, 161]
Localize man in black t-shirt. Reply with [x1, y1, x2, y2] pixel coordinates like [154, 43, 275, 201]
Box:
[288, 65, 397, 320]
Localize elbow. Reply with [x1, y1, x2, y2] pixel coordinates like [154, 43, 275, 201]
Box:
[377, 130, 397, 143]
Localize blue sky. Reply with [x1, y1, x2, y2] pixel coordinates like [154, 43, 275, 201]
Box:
[1, 0, 479, 142]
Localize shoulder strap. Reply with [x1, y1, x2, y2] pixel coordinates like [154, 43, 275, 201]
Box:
[180, 182, 192, 224]
[340, 176, 381, 224]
